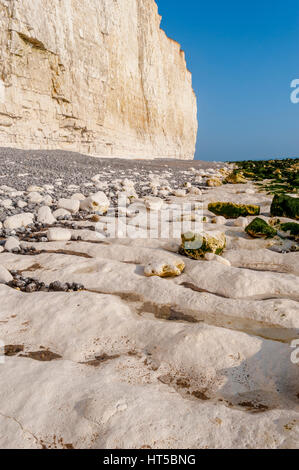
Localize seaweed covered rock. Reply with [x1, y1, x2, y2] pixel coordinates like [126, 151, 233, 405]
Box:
[245, 218, 277, 239]
[144, 261, 185, 277]
[270, 194, 299, 219]
[279, 222, 299, 241]
[208, 202, 260, 219]
[224, 171, 247, 184]
[180, 231, 226, 260]
[206, 178, 222, 187]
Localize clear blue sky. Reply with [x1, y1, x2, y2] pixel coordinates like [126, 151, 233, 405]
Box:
[156, 0, 299, 161]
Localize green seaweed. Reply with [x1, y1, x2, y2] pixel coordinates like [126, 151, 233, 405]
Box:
[245, 218, 277, 239]
[180, 231, 226, 260]
[208, 202, 260, 219]
[224, 171, 247, 184]
[279, 222, 299, 240]
[270, 194, 299, 220]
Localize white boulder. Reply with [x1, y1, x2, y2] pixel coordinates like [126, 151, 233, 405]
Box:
[17, 200, 27, 209]
[71, 193, 85, 201]
[144, 196, 163, 211]
[53, 208, 71, 218]
[28, 192, 43, 204]
[58, 198, 80, 214]
[4, 237, 20, 252]
[91, 174, 101, 183]
[188, 186, 202, 195]
[1, 199, 13, 208]
[37, 206, 56, 225]
[43, 195, 53, 206]
[80, 191, 110, 213]
[27, 185, 43, 192]
[43, 184, 54, 191]
[173, 189, 187, 197]
[4, 212, 34, 230]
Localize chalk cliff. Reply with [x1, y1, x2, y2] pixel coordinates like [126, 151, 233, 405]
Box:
[0, 0, 197, 159]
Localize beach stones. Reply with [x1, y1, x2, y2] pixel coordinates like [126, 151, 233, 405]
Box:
[173, 189, 187, 197]
[71, 193, 85, 201]
[47, 228, 72, 241]
[144, 196, 163, 211]
[270, 194, 299, 220]
[144, 260, 185, 277]
[37, 206, 56, 225]
[53, 208, 71, 218]
[206, 177, 222, 187]
[3, 212, 34, 230]
[28, 192, 43, 204]
[4, 236, 20, 252]
[188, 186, 202, 195]
[6, 272, 85, 293]
[1, 199, 13, 208]
[180, 230, 226, 259]
[43, 195, 53, 206]
[208, 202, 260, 219]
[27, 185, 43, 192]
[17, 200, 27, 209]
[224, 171, 246, 184]
[245, 218, 277, 239]
[58, 198, 80, 214]
[80, 191, 110, 213]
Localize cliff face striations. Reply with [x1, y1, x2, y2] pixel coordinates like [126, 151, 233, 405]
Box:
[0, 0, 197, 159]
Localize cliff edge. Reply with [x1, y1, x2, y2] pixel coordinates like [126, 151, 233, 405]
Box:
[0, 0, 198, 159]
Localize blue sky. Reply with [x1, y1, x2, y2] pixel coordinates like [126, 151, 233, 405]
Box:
[156, 0, 299, 161]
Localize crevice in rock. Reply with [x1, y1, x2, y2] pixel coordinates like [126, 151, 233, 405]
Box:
[84, 289, 297, 343]
[180, 281, 228, 298]
[0, 411, 42, 447]
[17, 32, 47, 51]
[36, 249, 93, 259]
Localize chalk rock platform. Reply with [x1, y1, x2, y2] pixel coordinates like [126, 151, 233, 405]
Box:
[0, 149, 298, 449]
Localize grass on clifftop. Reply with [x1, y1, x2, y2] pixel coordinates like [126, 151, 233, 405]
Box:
[231, 158, 299, 195]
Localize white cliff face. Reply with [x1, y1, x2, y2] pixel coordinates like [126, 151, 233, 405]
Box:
[0, 0, 198, 159]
